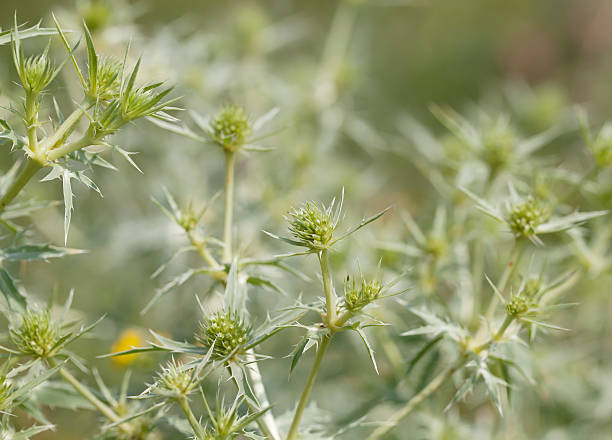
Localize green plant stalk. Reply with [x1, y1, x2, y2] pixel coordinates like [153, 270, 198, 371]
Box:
[24, 91, 39, 154]
[177, 396, 207, 440]
[367, 362, 460, 440]
[286, 335, 331, 440]
[319, 249, 337, 327]
[39, 107, 86, 152]
[0, 158, 43, 214]
[186, 229, 226, 282]
[53, 363, 132, 435]
[370, 317, 516, 439]
[222, 149, 236, 263]
[46, 134, 92, 161]
[483, 241, 522, 324]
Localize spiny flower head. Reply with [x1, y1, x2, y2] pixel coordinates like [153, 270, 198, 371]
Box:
[151, 358, 196, 398]
[287, 202, 336, 250]
[197, 310, 251, 360]
[10, 309, 59, 358]
[90, 56, 122, 101]
[209, 104, 252, 151]
[507, 196, 549, 238]
[344, 274, 383, 311]
[505, 293, 534, 317]
[20, 53, 55, 94]
[424, 234, 447, 260]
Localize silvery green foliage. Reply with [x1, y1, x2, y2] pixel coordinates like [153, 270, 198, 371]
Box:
[1, 3, 612, 440]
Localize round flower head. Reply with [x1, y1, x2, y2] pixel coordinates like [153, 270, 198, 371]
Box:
[209, 104, 252, 151]
[344, 274, 383, 312]
[90, 56, 122, 101]
[197, 310, 251, 360]
[10, 309, 59, 358]
[151, 358, 196, 398]
[20, 53, 55, 94]
[507, 197, 549, 238]
[287, 202, 336, 250]
[505, 293, 533, 317]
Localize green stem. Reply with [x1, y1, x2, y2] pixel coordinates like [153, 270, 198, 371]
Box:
[39, 107, 86, 152]
[370, 314, 517, 439]
[186, 229, 226, 282]
[367, 363, 460, 440]
[245, 351, 281, 440]
[287, 335, 331, 440]
[53, 363, 132, 435]
[0, 159, 43, 214]
[222, 149, 236, 263]
[319, 249, 337, 327]
[484, 241, 522, 322]
[25, 92, 39, 154]
[177, 396, 207, 440]
[46, 135, 92, 162]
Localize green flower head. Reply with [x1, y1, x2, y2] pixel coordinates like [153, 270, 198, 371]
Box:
[10, 309, 59, 359]
[507, 196, 549, 238]
[344, 274, 383, 312]
[287, 202, 337, 250]
[209, 104, 252, 151]
[197, 310, 251, 360]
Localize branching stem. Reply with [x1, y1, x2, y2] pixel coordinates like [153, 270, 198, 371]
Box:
[287, 335, 331, 440]
[177, 396, 207, 440]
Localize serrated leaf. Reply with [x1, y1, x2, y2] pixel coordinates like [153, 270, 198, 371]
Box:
[0, 244, 85, 262]
[354, 327, 379, 374]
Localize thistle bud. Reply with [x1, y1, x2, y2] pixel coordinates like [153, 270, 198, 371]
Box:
[287, 202, 335, 250]
[209, 104, 252, 151]
[152, 358, 196, 398]
[505, 293, 533, 317]
[9, 309, 59, 359]
[197, 310, 251, 360]
[507, 196, 549, 238]
[344, 274, 382, 312]
[91, 56, 122, 101]
[20, 53, 55, 94]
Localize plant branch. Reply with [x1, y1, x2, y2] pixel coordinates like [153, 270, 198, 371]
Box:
[287, 334, 331, 440]
[0, 158, 43, 214]
[177, 396, 207, 440]
[222, 149, 236, 263]
[52, 362, 132, 435]
[319, 249, 337, 327]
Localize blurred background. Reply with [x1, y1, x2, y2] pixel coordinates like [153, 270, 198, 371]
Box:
[1, 0, 612, 438]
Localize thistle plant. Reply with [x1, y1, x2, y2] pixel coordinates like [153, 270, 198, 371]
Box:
[1, 5, 612, 440]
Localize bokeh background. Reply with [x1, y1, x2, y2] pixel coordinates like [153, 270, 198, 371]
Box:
[1, 0, 612, 438]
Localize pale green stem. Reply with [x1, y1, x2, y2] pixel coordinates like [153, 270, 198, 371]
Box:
[319, 249, 337, 327]
[367, 363, 460, 440]
[39, 107, 86, 152]
[484, 241, 522, 323]
[245, 350, 281, 440]
[46, 135, 92, 162]
[25, 91, 39, 154]
[222, 149, 236, 263]
[287, 335, 331, 440]
[370, 317, 516, 439]
[186, 229, 226, 282]
[0, 159, 43, 214]
[177, 396, 207, 440]
[53, 362, 132, 435]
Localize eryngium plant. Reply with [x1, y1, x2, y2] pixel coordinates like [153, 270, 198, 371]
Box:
[0, 6, 611, 440]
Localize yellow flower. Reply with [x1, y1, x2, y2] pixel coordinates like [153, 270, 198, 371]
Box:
[110, 328, 145, 367]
